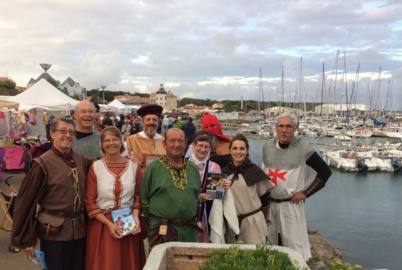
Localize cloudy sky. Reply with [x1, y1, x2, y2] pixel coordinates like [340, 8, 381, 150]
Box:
[1, 0, 401, 109]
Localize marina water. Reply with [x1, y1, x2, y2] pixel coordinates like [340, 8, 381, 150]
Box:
[247, 138, 402, 270]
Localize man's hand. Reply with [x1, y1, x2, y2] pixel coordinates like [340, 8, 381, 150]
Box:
[290, 191, 306, 204]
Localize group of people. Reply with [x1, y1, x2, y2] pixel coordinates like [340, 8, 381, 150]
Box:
[11, 101, 332, 270]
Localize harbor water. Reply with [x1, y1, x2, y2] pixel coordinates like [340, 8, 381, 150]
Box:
[246, 138, 402, 270]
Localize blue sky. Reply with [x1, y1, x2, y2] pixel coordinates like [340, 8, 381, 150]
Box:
[1, 0, 401, 109]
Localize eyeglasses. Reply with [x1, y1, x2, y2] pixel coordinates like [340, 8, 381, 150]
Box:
[195, 144, 211, 150]
[55, 129, 75, 135]
[276, 125, 295, 130]
[78, 109, 95, 114]
[103, 138, 121, 144]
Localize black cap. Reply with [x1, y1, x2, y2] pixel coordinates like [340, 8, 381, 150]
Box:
[137, 104, 163, 118]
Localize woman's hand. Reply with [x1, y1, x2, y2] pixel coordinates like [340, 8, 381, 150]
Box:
[132, 215, 142, 235]
[24, 246, 35, 258]
[222, 179, 231, 191]
[200, 193, 214, 201]
[107, 222, 122, 239]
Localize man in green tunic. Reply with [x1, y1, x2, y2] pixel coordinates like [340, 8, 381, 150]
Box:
[141, 128, 201, 245]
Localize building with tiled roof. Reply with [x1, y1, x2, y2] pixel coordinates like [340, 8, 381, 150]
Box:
[113, 94, 149, 106]
[179, 105, 217, 117]
[16, 86, 27, 92]
[0, 77, 15, 84]
[149, 84, 177, 111]
[212, 102, 224, 109]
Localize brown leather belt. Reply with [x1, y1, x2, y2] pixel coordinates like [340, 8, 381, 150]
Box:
[237, 208, 261, 227]
[270, 197, 292, 203]
[152, 215, 203, 233]
[41, 208, 82, 218]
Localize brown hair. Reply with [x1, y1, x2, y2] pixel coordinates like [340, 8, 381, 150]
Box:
[192, 130, 213, 146]
[229, 133, 249, 150]
[100, 126, 125, 155]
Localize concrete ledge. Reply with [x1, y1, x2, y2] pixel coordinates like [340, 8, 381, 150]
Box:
[144, 242, 310, 270]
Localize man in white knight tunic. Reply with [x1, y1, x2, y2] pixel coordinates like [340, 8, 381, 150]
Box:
[261, 113, 332, 261]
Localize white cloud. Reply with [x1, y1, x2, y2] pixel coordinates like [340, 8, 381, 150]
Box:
[1, 0, 401, 108]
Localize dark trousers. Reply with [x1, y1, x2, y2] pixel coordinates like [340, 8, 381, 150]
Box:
[40, 238, 85, 270]
[24, 162, 30, 174]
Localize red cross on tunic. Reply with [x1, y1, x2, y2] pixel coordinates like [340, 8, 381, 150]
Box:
[268, 168, 287, 186]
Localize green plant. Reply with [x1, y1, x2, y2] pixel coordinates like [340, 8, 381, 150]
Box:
[200, 245, 308, 270]
[323, 258, 362, 270]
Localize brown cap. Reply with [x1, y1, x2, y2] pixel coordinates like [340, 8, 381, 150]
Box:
[136, 104, 163, 118]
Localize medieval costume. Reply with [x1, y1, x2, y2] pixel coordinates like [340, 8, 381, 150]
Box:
[73, 130, 101, 161]
[85, 158, 146, 270]
[125, 131, 165, 165]
[261, 137, 332, 260]
[126, 104, 166, 166]
[222, 159, 274, 244]
[201, 113, 232, 169]
[188, 153, 221, 242]
[11, 147, 90, 270]
[140, 156, 201, 244]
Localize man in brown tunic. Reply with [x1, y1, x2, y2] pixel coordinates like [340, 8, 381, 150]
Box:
[11, 116, 91, 270]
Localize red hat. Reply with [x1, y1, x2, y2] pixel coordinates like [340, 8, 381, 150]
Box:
[201, 113, 231, 142]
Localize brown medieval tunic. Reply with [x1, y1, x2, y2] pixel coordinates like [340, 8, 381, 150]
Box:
[11, 149, 90, 248]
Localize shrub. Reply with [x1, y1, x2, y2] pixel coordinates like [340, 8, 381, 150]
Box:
[201, 245, 308, 270]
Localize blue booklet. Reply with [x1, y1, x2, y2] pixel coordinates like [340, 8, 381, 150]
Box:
[206, 172, 227, 199]
[28, 250, 48, 269]
[111, 206, 136, 236]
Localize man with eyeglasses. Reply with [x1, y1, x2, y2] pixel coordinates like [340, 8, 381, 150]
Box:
[140, 128, 201, 246]
[72, 100, 101, 161]
[12, 116, 91, 270]
[126, 104, 166, 168]
[261, 112, 332, 262]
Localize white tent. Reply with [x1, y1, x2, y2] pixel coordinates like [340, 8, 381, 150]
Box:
[108, 99, 130, 114]
[8, 78, 79, 111]
[99, 104, 117, 112]
[0, 97, 19, 109]
[108, 99, 128, 110]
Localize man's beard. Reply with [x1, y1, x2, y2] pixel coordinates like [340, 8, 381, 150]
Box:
[144, 127, 157, 137]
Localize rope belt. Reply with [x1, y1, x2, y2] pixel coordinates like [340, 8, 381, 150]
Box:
[269, 197, 292, 203]
[152, 215, 203, 233]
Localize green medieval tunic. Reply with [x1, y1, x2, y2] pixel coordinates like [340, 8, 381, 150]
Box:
[140, 156, 200, 242]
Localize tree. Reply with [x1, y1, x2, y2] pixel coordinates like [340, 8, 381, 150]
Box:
[90, 95, 101, 103]
[0, 80, 19, 96]
[47, 78, 59, 88]
[59, 87, 69, 96]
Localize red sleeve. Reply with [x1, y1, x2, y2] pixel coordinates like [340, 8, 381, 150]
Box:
[133, 164, 142, 210]
[85, 165, 101, 219]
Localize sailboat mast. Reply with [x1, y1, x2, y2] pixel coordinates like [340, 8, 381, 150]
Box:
[299, 57, 306, 118]
[281, 65, 285, 113]
[321, 62, 325, 117]
[258, 67, 261, 119]
[333, 50, 339, 116]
